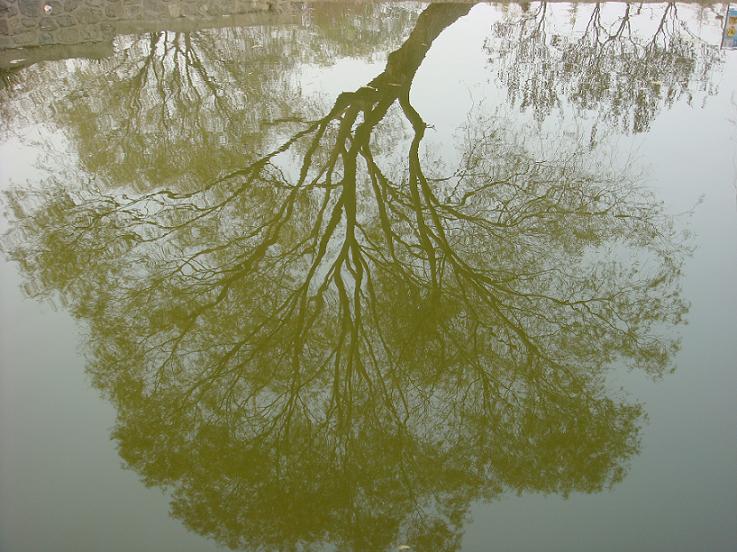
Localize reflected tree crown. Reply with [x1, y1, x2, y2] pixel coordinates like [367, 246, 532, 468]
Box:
[487, 1, 723, 133]
[2, 3, 693, 551]
[0, 2, 423, 191]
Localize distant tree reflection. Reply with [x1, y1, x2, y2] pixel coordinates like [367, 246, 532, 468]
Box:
[2, 4, 691, 551]
[487, 1, 723, 133]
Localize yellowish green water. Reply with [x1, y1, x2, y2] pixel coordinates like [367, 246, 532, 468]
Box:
[1, 2, 736, 551]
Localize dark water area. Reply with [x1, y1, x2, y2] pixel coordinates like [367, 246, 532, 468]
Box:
[1, 2, 736, 551]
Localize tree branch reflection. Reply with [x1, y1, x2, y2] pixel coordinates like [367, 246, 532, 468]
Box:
[2, 4, 691, 551]
[488, 1, 723, 133]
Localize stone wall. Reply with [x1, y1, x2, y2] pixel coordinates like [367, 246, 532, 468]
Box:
[0, 0, 284, 51]
[1, 0, 707, 64]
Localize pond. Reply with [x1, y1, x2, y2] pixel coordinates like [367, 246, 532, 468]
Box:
[1, 2, 736, 551]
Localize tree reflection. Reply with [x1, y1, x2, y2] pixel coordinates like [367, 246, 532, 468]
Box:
[0, 2, 421, 190]
[488, 1, 723, 133]
[2, 4, 690, 551]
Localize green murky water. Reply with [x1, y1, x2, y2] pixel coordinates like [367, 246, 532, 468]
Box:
[1, 2, 736, 551]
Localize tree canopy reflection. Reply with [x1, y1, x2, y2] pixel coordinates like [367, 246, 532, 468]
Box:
[0, 2, 421, 191]
[2, 3, 692, 551]
[487, 1, 722, 133]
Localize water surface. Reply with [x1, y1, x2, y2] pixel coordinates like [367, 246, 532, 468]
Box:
[1, 2, 736, 551]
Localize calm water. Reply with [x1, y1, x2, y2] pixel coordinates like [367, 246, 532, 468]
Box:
[1, 2, 736, 551]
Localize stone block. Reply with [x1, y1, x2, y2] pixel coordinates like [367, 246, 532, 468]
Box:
[38, 31, 55, 44]
[19, 0, 42, 17]
[79, 27, 102, 41]
[39, 16, 58, 30]
[104, 4, 121, 17]
[4, 15, 19, 33]
[142, 2, 163, 19]
[56, 14, 75, 26]
[57, 26, 79, 42]
[63, 0, 81, 12]
[14, 29, 39, 44]
[77, 7, 101, 23]
[121, 4, 140, 18]
[208, 0, 235, 17]
[0, 2, 20, 18]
